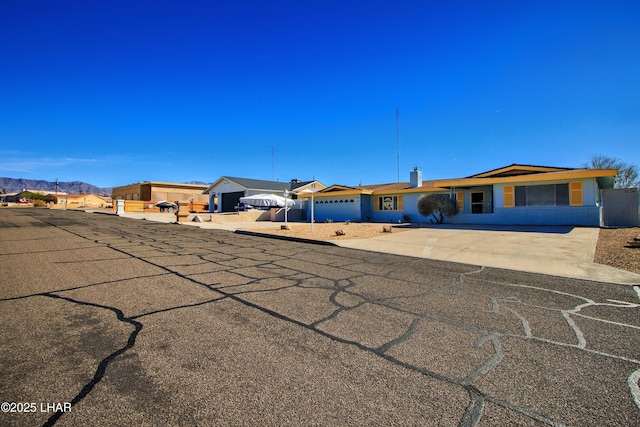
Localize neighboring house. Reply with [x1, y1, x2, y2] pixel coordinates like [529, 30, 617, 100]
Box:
[202, 177, 325, 213]
[53, 194, 111, 209]
[112, 182, 209, 204]
[1, 192, 23, 203]
[299, 164, 617, 226]
[2, 190, 66, 204]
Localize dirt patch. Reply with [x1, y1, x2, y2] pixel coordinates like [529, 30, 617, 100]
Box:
[594, 227, 640, 275]
[252, 222, 411, 241]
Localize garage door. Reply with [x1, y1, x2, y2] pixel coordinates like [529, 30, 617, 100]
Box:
[221, 191, 244, 212]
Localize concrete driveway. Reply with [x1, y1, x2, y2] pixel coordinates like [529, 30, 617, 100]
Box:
[110, 213, 640, 284]
[334, 225, 640, 285]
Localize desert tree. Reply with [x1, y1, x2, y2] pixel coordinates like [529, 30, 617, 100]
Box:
[582, 154, 639, 188]
[417, 193, 459, 224]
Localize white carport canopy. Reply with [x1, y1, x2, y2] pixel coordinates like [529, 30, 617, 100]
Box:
[239, 193, 294, 207]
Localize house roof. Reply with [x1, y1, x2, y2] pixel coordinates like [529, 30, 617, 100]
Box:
[436, 166, 617, 188]
[297, 184, 373, 198]
[203, 177, 324, 195]
[114, 182, 209, 191]
[467, 164, 573, 178]
[313, 164, 618, 196]
[141, 181, 208, 189]
[357, 180, 444, 192]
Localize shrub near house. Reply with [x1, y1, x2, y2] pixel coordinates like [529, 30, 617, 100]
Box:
[417, 194, 459, 224]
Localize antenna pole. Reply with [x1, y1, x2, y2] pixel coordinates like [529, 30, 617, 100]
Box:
[396, 107, 400, 183]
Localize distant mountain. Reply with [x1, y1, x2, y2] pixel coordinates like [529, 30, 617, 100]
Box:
[184, 181, 208, 185]
[0, 177, 112, 196]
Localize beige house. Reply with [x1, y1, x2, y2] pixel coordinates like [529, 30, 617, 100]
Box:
[112, 182, 209, 204]
[52, 194, 111, 209]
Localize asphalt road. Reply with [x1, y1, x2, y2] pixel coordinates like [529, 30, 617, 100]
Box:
[1, 209, 639, 426]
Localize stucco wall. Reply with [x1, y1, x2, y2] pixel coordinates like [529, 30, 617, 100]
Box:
[448, 179, 601, 226]
[447, 207, 599, 226]
[303, 178, 604, 226]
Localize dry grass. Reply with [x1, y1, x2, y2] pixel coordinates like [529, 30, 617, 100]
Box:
[256, 222, 411, 240]
[594, 227, 640, 275]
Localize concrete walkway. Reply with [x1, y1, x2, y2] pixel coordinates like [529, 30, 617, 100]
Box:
[334, 225, 640, 285]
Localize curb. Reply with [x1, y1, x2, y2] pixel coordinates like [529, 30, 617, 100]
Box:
[234, 229, 338, 246]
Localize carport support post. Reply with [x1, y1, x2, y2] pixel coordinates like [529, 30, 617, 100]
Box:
[311, 182, 316, 232]
[284, 189, 289, 226]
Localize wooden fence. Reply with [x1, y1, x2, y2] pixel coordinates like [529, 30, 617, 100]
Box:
[113, 200, 210, 214]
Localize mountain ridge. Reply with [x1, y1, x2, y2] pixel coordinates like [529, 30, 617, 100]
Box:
[0, 177, 112, 196]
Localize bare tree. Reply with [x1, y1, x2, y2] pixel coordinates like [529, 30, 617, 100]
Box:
[582, 155, 640, 188]
[417, 194, 458, 224]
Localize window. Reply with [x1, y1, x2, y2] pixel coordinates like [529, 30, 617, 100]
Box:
[375, 195, 403, 211]
[380, 196, 397, 210]
[514, 184, 570, 207]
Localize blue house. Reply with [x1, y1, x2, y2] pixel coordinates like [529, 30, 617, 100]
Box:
[299, 164, 617, 226]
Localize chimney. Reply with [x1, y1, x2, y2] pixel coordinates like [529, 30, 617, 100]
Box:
[409, 166, 422, 188]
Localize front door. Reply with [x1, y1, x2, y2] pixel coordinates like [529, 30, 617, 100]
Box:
[471, 192, 485, 214]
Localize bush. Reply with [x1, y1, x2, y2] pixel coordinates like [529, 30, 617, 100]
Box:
[417, 194, 458, 224]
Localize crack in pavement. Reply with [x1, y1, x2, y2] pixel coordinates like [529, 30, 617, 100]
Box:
[3, 209, 639, 426]
[38, 293, 142, 427]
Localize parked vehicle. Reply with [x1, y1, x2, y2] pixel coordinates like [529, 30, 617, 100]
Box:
[155, 200, 178, 213]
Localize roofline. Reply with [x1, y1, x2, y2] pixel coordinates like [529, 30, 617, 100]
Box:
[437, 169, 617, 187]
[468, 164, 574, 178]
[298, 189, 373, 198]
[372, 187, 449, 195]
[313, 169, 618, 196]
[117, 181, 208, 189]
[203, 176, 322, 194]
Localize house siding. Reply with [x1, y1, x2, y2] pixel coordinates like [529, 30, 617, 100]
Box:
[447, 179, 601, 226]
[449, 207, 600, 226]
[302, 168, 613, 227]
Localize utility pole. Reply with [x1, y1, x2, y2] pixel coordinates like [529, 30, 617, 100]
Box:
[396, 107, 400, 183]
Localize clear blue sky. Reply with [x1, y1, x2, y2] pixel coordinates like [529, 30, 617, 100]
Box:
[1, 0, 639, 188]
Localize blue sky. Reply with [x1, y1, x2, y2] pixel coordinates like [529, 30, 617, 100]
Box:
[1, 1, 639, 188]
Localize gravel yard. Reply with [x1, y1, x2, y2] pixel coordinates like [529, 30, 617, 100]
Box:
[594, 227, 640, 275]
[255, 222, 411, 240]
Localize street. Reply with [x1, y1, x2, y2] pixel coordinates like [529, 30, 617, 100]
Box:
[1, 209, 639, 426]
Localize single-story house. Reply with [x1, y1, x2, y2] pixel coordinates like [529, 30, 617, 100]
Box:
[112, 182, 209, 204]
[2, 190, 66, 204]
[297, 164, 617, 226]
[52, 194, 111, 209]
[1, 191, 25, 203]
[202, 177, 325, 213]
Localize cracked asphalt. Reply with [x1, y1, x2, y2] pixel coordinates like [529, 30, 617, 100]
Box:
[1, 209, 639, 426]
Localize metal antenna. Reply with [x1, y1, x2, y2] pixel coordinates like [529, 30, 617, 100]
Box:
[396, 107, 400, 183]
